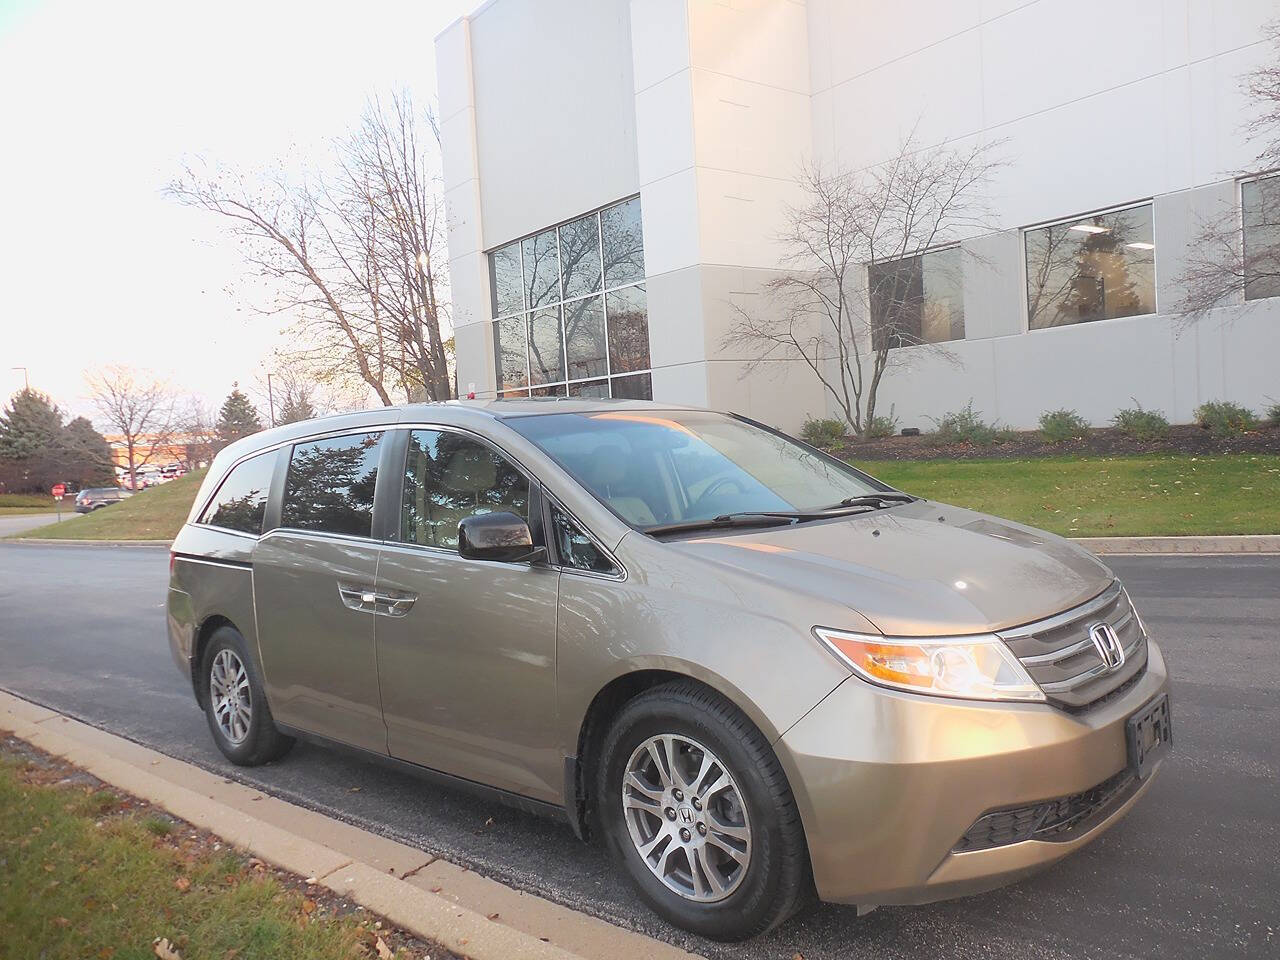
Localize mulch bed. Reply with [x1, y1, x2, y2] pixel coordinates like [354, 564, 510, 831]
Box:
[832, 423, 1280, 462]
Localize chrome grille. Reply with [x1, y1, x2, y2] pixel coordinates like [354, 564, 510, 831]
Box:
[999, 582, 1148, 710]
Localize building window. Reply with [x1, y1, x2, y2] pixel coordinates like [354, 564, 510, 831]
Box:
[488, 197, 651, 400]
[869, 247, 964, 351]
[1024, 203, 1156, 330]
[1243, 174, 1280, 301]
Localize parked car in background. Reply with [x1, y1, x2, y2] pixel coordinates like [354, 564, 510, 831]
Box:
[167, 400, 1171, 941]
[75, 487, 132, 512]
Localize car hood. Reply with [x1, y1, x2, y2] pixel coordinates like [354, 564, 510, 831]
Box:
[666, 500, 1113, 636]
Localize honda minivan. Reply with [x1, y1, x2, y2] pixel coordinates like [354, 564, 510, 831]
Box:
[167, 399, 1171, 940]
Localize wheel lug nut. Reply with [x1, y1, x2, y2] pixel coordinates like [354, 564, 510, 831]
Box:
[679, 828, 691, 842]
[696, 822, 706, 836]
[673, 789, 683, 801]
[665, 807, 676, 821]
[691, 798, 701, 811]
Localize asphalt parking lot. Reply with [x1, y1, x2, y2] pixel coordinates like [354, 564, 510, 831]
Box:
[0, 543, 1276, 959]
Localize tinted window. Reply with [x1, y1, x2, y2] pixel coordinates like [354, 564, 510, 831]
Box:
[199, 450, 276, 535]
[281, 432, 382, 537]
[1242, 174, 1280, 301]
[550, 503, 618, 575]
[1025, 204, 1156, 329]
[401, 430, 530, 550]
[869, 246, 964, 350]
[601, 197, 645, 288]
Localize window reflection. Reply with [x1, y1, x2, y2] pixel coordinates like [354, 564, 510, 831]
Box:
[401, 430, 530, 550]
[601, 197, 645, 288]
[489, 242, 523, 317]
[495, 315, 528, 391]
[528, 307, 564, 385]
[1243, 175, 1280, 301]
[281, 433, 381, 538]
[1025, 204, 1156, 329]
[522, 229, 560, 309]
[489, 197, 650, 399]
[559, 213, 602, 300]
[564, 295, 607, 380]
[200, 450, 275, 535]
[869, 247, 964, 350]
[606, 284, 650, 373]
[550, 503, 618, 574]
[610, 372, 652, 400]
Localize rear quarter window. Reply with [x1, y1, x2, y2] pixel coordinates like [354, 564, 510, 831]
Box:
[198, 450, 277, 535]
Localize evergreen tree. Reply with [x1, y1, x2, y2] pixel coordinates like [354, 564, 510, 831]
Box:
[277, 393, 316, 425]
[60, 417, 116, 487]
[0, 389, 65, 492]
[216, 385, 263, 444]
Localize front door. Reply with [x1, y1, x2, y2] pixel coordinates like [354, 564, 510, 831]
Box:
[253, 430, 387, 753]
[375, 427, 561, 802]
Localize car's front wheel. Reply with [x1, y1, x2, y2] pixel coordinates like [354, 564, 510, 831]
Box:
[596, 681, 812, 940]
[201, 625, 293, 766]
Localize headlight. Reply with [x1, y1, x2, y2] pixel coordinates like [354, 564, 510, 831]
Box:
[814, 627, 1045, 702]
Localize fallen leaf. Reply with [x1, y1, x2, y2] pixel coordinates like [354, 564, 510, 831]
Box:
[349, 786, 362, 793]
[174, 876, 191, 893]
[302, 898, 317, 916]
[97, 948, 115, 960]
[153, 938, 182, 960]
[487, 912, 500, 921]
[52, 917, 70, 927]
[375, 936, 394, 960]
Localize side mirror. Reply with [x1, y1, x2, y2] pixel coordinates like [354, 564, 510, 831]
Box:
[458, 512, 544, 563]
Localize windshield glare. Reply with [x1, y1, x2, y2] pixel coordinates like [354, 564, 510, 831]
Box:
[508, 410, 886, 529]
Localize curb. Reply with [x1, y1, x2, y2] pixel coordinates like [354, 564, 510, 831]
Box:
[0, 691, 700, 960]
[1069, 534, 1280, 555]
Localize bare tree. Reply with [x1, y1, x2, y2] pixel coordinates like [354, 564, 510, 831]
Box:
[1177, 21, 1280, 322]
[167, 92, 452, 405]
[725, 133, 1003, 438]
[86, 367, 179, 489]
[176, 397, 220, 471]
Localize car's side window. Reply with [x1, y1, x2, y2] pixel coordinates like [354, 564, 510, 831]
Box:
[198, 449, 276, 535]
[401, 429, 529, 551]
[549, 503, 618, 575]
[280, 432, 382, 538]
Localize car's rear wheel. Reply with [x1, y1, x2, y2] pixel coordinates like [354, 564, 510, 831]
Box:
[596, 680, 812, 940]
[201, 625, 293, 766]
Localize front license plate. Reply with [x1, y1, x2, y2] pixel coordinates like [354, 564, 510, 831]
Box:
[1126, 693, 1172, 779]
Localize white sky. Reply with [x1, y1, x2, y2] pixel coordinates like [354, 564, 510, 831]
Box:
[0, 0, 475, 423]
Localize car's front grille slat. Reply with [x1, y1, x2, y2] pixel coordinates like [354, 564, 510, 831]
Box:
[999, 582, 1148, 710]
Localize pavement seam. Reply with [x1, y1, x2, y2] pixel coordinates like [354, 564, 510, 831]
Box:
[0, 689, 702, 960]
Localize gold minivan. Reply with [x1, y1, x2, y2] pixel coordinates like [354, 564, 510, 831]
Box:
[167, 399, 1171, 940]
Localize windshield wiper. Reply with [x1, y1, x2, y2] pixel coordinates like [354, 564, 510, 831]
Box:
[829, 493, 917, 509]
[643, 507, 875, 538]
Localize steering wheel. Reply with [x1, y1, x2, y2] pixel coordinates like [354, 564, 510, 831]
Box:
[689, 475, 746, 513]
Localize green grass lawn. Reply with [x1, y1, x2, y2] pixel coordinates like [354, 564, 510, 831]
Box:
[0, 749, 418, 960]
[15, 471, 206, 541]
[0, 492, 63, 515]
[849, 454, 1280, 537]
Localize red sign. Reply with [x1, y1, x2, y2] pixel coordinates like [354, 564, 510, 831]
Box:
[51, 483, 66, 498]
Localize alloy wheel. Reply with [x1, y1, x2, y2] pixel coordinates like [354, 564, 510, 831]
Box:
[210, 649, 252, 745]
[621, 733, 752, 903]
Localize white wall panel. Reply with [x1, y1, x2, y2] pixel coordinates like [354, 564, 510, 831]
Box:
[691, 70, 811, 179]
[635, 72, 696, 186]
[687, 0, 810, 94]
[630, 0, 690, 92]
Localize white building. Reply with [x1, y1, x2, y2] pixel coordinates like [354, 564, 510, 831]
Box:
[436, 0, 1280, 432]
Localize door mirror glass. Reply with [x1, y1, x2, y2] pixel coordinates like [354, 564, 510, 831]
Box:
[458, 512, 539, 563]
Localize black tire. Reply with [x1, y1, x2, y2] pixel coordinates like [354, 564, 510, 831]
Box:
[201, 625, 294, 766]
[595, 680, 813, 941]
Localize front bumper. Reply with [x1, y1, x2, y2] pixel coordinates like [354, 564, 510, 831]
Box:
[776, 639, 1170, 906]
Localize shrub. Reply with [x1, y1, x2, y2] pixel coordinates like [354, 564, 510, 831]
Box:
[1111, 403, 1170, 441]
[1038, 409, 1091, 444]
[1265, 399, 1280, 426]
[928, 402, 1001, 445]
[800, 416, 847, 448]
[1194, 400, 1258, 437]
[866, 407, 898, 439]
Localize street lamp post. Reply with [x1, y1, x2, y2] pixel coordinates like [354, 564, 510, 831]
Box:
[266, 373, 276, 427]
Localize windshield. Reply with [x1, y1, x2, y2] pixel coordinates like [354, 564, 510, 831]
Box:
[507, 410, 889, 530]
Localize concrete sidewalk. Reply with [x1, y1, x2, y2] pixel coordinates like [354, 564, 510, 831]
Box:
[0, 512, 75, 537]
[0, 690, 699, 960]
